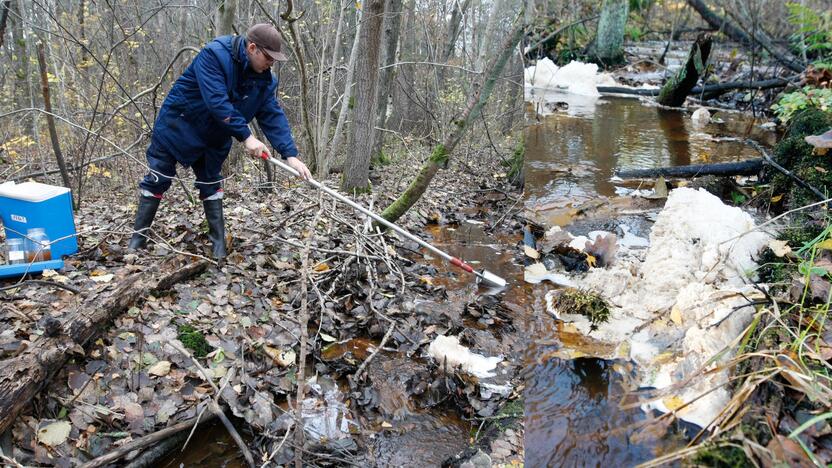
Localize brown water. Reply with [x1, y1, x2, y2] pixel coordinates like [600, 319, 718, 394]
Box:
[525, 93, 775, 227]
[523, 95, 777, 466]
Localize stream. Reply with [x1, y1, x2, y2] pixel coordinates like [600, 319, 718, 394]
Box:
[164, 95, 777, 467]
[523, 93, 777, 466]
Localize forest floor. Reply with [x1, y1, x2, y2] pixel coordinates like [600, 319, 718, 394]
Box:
[0, 135, 526, 467]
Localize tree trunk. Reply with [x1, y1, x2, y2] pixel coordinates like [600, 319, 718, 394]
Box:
[437, 0, 472, 86]
[0, 0, 10, 48]
[218, 0, 236, 36]
[502, 48, 523, 135]
[36, 43, 73, 205]
[657, 34, 712, 107]
[387, 0, 416, 134]
[593, 0, 629, 66]
[326, 5, 362, 173]
[78, 0, 87, 62]
[10, 0, 31, 119]
[370, 0, 404, 164]
[342, 0, 385, 192]
[0, 259, 209, 436]
[316, 0, 348, 177]
[380, 12, 525, 223]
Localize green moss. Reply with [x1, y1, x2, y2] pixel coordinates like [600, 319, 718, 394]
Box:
[553, 288, 611, 328]
[428, 144, 448, 166]
[504, 137, 524, 185]
[770, 108, 832, 211]
[692, 444, 753, 468]
[177, 324, 210, 358]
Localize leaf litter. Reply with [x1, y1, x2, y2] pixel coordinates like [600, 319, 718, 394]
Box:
[1, 141, 525, 466]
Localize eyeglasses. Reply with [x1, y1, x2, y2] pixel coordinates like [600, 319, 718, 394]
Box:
[254, 44, 275, 63]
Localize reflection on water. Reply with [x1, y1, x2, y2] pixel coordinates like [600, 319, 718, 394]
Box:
[525, 95, 774, 223]
[523, 96, 776, 465]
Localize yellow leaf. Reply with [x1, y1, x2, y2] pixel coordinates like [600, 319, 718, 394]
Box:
[313, 263, 330, 272]
[586, 254, 596, 268]
[419, 275, 433, 286]
[670, 306, 683, 326]
[817, 239, 832, 251]
[771, 194, 784, 203]
[663, 395, 685, 411]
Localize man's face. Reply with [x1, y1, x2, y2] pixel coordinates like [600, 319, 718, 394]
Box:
[247, 43, 275, 73]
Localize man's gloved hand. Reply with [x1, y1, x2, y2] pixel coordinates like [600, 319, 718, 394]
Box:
[244, 135, 270, 159]
[287, 157, 312, 181]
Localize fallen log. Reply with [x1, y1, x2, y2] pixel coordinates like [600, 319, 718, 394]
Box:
[0, 257, 209, 435]
[81, 411, 217, 468]
[597, 76, 795, 99]
[615, 159, 763, 179]
[686, 0, 805, 73]
[657, 34, 712, 106]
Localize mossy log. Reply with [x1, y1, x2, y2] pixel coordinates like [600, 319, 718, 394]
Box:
[615, 159, 763, 179]
[657, 34, 712, 107]
[0, 258, 208, 435]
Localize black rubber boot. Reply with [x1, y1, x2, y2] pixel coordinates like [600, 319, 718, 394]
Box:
[202, 199, 227, 259]
[128, 195, 161, 250]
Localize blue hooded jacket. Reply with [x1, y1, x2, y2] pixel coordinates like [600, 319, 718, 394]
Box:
[151, 35, 298, 167]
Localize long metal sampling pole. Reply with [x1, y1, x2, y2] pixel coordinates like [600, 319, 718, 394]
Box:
[261, 153, 507, 288]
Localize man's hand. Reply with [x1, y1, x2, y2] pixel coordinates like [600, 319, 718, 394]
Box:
[286, 157, 312, 181]
[244, 135, 270, 159]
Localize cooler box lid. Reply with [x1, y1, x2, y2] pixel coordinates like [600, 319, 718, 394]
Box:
[0, 181, 71, 202]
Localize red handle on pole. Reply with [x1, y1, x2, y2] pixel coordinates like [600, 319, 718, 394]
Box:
[450, 257, 474, 273]
[260, 151, 269, 160]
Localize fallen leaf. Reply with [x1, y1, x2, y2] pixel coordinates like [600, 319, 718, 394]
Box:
[91, 274, 114, 283]
[313, 263, 330, 273]
[771, 194, 784, 203]
[523, 245, 540, 259]
[148, 360, 171, 377]
[815, 166, 828, 173]
[320, 333, 337, 343]
[264, 345, 296, 367]
[37, 420, 72, 447]
[769, 239, 792, 257]
[419, 275, 434, 286]
[381, 421, 393, 428]
[817, 239, 832, 251]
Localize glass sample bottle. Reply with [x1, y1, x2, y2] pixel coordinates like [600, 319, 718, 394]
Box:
[25, 228, 52, 262]
[5, 238, 25, 265]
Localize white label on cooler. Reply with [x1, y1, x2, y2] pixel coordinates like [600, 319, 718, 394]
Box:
[9, 251, 24, 261]
[10, 214, 26, 223]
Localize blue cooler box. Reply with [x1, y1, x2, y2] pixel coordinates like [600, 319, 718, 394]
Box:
[0, 182, 77, 277]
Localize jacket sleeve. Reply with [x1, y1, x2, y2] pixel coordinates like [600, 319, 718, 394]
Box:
[256, 80, 299, 158]
[193, 48, 252, 142]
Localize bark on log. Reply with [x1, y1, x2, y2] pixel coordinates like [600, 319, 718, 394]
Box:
[657, 34, 712, 107]
[598, 76, 795, 98]
[0, 258, 209, 435]
[615, 159, 763, 179]
[686, 0, 805, 73]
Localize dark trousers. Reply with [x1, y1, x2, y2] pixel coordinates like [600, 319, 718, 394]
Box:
[139, 141, 224, 199]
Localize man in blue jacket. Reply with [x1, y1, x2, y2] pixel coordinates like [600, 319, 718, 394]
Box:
[128, 23, 311, 259]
